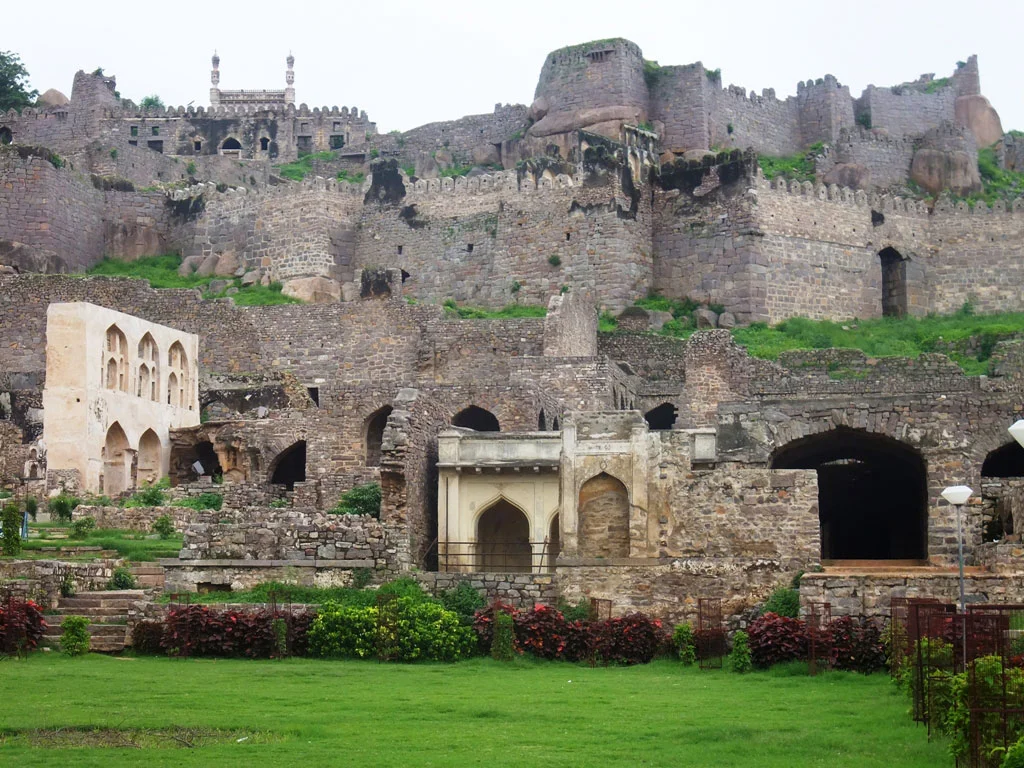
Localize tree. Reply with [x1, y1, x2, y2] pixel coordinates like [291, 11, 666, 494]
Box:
[139, 94, 164, 110]
[0, 51, 37, 112]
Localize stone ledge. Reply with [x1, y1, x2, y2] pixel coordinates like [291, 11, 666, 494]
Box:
[159, 558, 375, 568]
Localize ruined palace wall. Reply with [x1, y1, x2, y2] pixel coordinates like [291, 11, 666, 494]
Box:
[0, 148, 105, 272]
[860, 83, 957, 139]
[707, 82, 803, 156]
[651, 184, 766, 323]
[816, 127, 915, 189]
[754, 177, 1024, 321]
[386, 104, 528, 163]
[357, 170, 652, 310]
[186, 178, 364, 282]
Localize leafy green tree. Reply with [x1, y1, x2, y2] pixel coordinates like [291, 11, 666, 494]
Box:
[139, 94, 164, 110]
[0, 51, 37, 112]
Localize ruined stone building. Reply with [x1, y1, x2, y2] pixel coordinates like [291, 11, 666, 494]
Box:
[2, 38, 1024, 622]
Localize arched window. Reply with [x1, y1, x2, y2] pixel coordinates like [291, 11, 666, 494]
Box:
[476, 499, 532, 572]
[452, 406, 500, 432]
[644, 403, 678, 431]
[578, 473, 630, 558]
[538, 409, 546, 431]
[259, 137, 270, 151]
[982, 443, 1024, 478]
[103, 325, 129, 392]
[771, 427, 927, 561]
[137, 429, 162, 486]
[0, 127, 12, 145]
[167, 341, 190, 409]
[365, 406, 393, 467]
[102, 422, 131, 496]
[270, 441, 307, 490]
[221, 137, 242, 155]
[138, 333, 160, 401]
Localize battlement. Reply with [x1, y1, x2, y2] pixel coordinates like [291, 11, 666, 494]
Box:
[540, 38, 644, 71]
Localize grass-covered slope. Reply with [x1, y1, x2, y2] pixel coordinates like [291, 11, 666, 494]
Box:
[85, 254, 301, 306]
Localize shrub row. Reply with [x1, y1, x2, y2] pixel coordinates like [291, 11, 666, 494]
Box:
[747, 612, 886, 672]
[473, 603, 668, 665]
[133, 606, 314, 658]
[0, 598, 46, 655]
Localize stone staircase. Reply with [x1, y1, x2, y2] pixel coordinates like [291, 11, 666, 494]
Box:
[41, 590, 146, 653]
[130, 565, 165, 589]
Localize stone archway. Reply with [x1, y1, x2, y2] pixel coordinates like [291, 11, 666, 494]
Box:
[879, 247, 908, 318]
[644, 403, 678, 430]
[270, 440, 307, 490]
[102, 422, 131, 496]
[476, 499, 532, 572]
[771, 427, 927, 561]
[365, 406, 393, 467]
[452, 406, 500, 432]
[577, 473, 630, 558]
[137, 429, 162, 486]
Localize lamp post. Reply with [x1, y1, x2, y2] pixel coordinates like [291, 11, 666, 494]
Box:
[941, 484, 972, 670]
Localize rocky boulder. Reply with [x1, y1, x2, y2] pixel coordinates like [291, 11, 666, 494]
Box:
[955, 95, 1004, 148]
[282, 276, 341, 304]
[822, 163, 871, 190]
[910, 148, 981, 196]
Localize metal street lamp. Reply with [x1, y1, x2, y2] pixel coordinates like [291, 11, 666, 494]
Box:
[942, 484, 972, 670]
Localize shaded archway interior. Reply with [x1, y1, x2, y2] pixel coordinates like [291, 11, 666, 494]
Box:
[365, 406, 392, 467]
[476, 499, 532, 572]
[770, 428, 927, 561]
[577, 472, 630, 558]
[982, 442, 1024, 478]
[452, 406, 500, 432]
[644, 403, 678, 430]
[270, 441, 307, 489]
[879, 247, 908, 318]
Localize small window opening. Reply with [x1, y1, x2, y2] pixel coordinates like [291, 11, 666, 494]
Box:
[260, 137, 270, 151]
[147, 140, 163, 153]
[130, 126, 139, 137]
[151, 126, 160, 136]
[466, 243, 474, 253]
[193, 140, 202, 152]
[128, 140, 137, 146]
[307, 387, 320, 406]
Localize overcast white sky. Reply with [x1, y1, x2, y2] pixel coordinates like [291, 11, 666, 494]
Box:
[7, 0, 1023, 133]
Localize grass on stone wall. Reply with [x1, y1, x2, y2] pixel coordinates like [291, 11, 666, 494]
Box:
[275, 150, 339, 182]
[17, 527, 183, 562]
[442, 299, 547, 319]
[603, 297, 1024, 376]
[85, 254, 301, 306]
[0, 655, 949, 767]
[757, 142, 824, 183]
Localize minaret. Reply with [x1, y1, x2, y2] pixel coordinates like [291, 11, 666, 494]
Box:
[285, 53, 295, 106]
[210, 51, 221, 106]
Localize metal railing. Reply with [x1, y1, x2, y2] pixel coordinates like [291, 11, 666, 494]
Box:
[437, 540, 555, 573]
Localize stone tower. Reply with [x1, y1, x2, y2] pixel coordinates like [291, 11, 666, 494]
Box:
[285, 53, 295, 107]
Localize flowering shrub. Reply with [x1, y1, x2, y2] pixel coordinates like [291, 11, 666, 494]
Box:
[514, 605, 569, 660]
[828, 616, 886, 673]
[471, 601, 517, 653]
[162, 605, 315, 658]
[591, 614, 667, 665]
[0, 598, 46, 655]
[748, 612, 808, 667]
[130, 620, 165, 654]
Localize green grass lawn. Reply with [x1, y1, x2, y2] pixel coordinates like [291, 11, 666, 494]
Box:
[0, 655, 948, 767]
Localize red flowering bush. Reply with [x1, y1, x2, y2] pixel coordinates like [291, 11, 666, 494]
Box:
[561, 620, 595, 662]
[748, 612, 808, 667]
[828, 616, 886, 673]
[591, 613, 668, 665]
[130, 620, 165, 654]
[0, 597, 46, 655]
[162, 605, 314, 658]
[472, 602, 517, 653]
[514, 605, 569, 660]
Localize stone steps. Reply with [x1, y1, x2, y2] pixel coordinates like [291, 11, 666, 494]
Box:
[130, 565, 165, 589]
[39, 590, 146, 653]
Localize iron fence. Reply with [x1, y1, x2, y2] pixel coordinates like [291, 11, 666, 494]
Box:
[697, 598, 725, 670]
[437, 540, 553, 573]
